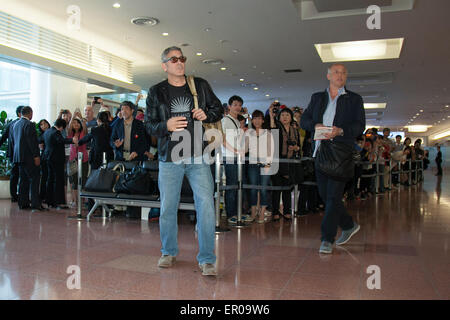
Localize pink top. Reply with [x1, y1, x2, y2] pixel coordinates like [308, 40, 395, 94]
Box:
[68, 131, 88, 162]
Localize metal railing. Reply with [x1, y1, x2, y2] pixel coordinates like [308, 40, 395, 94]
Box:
[73, 152, 425, 231]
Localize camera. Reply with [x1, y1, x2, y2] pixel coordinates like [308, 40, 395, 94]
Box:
[272, 102, 280, 115]
[287, 139, 297, 146]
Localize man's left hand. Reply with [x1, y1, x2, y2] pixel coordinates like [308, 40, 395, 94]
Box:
[129, 152, 138, 160]
[192, 109, 207, 121]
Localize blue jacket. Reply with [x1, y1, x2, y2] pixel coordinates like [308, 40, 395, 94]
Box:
[110, 118, 147, 161]
[300, 88, 366, 148]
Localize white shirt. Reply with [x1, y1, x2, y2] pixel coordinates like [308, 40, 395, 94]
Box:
[221, 115, 242, 159]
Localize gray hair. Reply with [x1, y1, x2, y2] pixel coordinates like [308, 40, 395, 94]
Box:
[327, 63, 347, 74]
[161, 46, 183, 62]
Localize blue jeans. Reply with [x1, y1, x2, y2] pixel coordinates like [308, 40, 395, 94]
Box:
[247, 164, 270, 207]
[159, 159, 216, 265]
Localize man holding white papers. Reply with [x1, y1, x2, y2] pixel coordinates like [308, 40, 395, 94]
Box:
[300, 63, 366, 254]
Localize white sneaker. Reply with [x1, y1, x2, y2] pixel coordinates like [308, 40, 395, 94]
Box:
[157, 255, 176, 268]
[199, 263, 217, 276]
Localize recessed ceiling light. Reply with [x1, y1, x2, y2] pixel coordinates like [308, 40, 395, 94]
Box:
[232, 49, 239, 53]
[416, 113, 420, 116]
[196, 52, 202, 56]
[239, 79, 244, 82]
[315, 38, 404, 62]
[446, 105, 449, 108]
[265, 94, 270, 97]
[162, 32, 169, 36]
[204, 28, 212, 32]
[220, 67, 227, 71]
[113, 3, 121, 8]
[254, 87, 259, 90]
[420, 110, 424, 112]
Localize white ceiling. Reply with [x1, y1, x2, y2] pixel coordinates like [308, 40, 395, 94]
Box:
[1, 0, 450, 136]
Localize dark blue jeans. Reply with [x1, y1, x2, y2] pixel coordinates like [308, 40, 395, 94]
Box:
[247, 164, 271, 207]
[225, 163, 238, 218]
[315, 168, 354, 244]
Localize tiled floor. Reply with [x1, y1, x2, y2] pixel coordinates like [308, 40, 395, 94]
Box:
[0, 171, 448, 300]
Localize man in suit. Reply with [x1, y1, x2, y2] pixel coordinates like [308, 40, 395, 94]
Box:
[111, 101, 147, 162]
[11, 106, 46, 212]
[301, 63, 366, 254]
[42, 118, 76, 209]
[0, 105, 23, 202]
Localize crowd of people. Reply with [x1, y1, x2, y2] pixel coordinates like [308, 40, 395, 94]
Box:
[0, 93, 157, 214]
[1, 47, 444, 273]
[0, 82, 438, 220]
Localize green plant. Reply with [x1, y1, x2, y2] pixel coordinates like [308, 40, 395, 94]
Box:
[0, 110, 12, 177]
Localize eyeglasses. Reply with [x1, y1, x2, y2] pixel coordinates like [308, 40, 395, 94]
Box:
[163, 56, 187, 63]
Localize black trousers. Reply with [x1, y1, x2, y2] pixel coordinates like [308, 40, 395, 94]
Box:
[40, 160, 48, 202]
[436, 160, 443, 176]
[298, 184, 319, 212]
[18, 162, 41, 209]
[315, 168, 354, 243]
[271, 174, 292, 215]
[10, 162, 19, 201]
[46, 161, 66, 206]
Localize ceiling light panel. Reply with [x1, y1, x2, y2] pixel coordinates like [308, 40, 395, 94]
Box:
[315, 38, 404, 62]
[364, 103, 387, 110]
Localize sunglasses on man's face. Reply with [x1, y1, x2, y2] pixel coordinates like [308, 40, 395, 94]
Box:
[163, 56, 187, 63]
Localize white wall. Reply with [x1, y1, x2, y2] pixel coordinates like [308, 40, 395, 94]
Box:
[30, 69, 87, 124]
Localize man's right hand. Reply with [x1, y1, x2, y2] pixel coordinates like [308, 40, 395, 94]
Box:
[114, 139, 124, 148]
[34, 157, 40, 167]
[167, 117, 188, 132]
[315, 123, 325, 129]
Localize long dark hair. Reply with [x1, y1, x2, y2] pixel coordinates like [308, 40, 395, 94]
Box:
[69, 118, 84, 136]
[97, 111, 111, 137]
[38, 119, 51, 136]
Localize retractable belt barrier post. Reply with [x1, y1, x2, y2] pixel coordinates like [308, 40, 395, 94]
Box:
[235, 152, 245, 229]
[215, 153, 230, 233]
[408, 159, 412, 185]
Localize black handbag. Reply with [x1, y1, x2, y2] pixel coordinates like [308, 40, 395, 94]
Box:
[316, 140, 355, 181]
[113, 166, 158, 195]
[84, 164, 124, 192]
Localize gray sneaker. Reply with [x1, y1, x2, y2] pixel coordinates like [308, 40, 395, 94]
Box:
[199, 263, 217, 276]
[319, 241, 333, 254]
[158, 255, 176, 268]
[336, 223, 360, 246]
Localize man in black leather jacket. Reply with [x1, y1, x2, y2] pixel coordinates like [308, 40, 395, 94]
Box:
[301, 63, 365, 254]
[145, 46, 223, 276]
